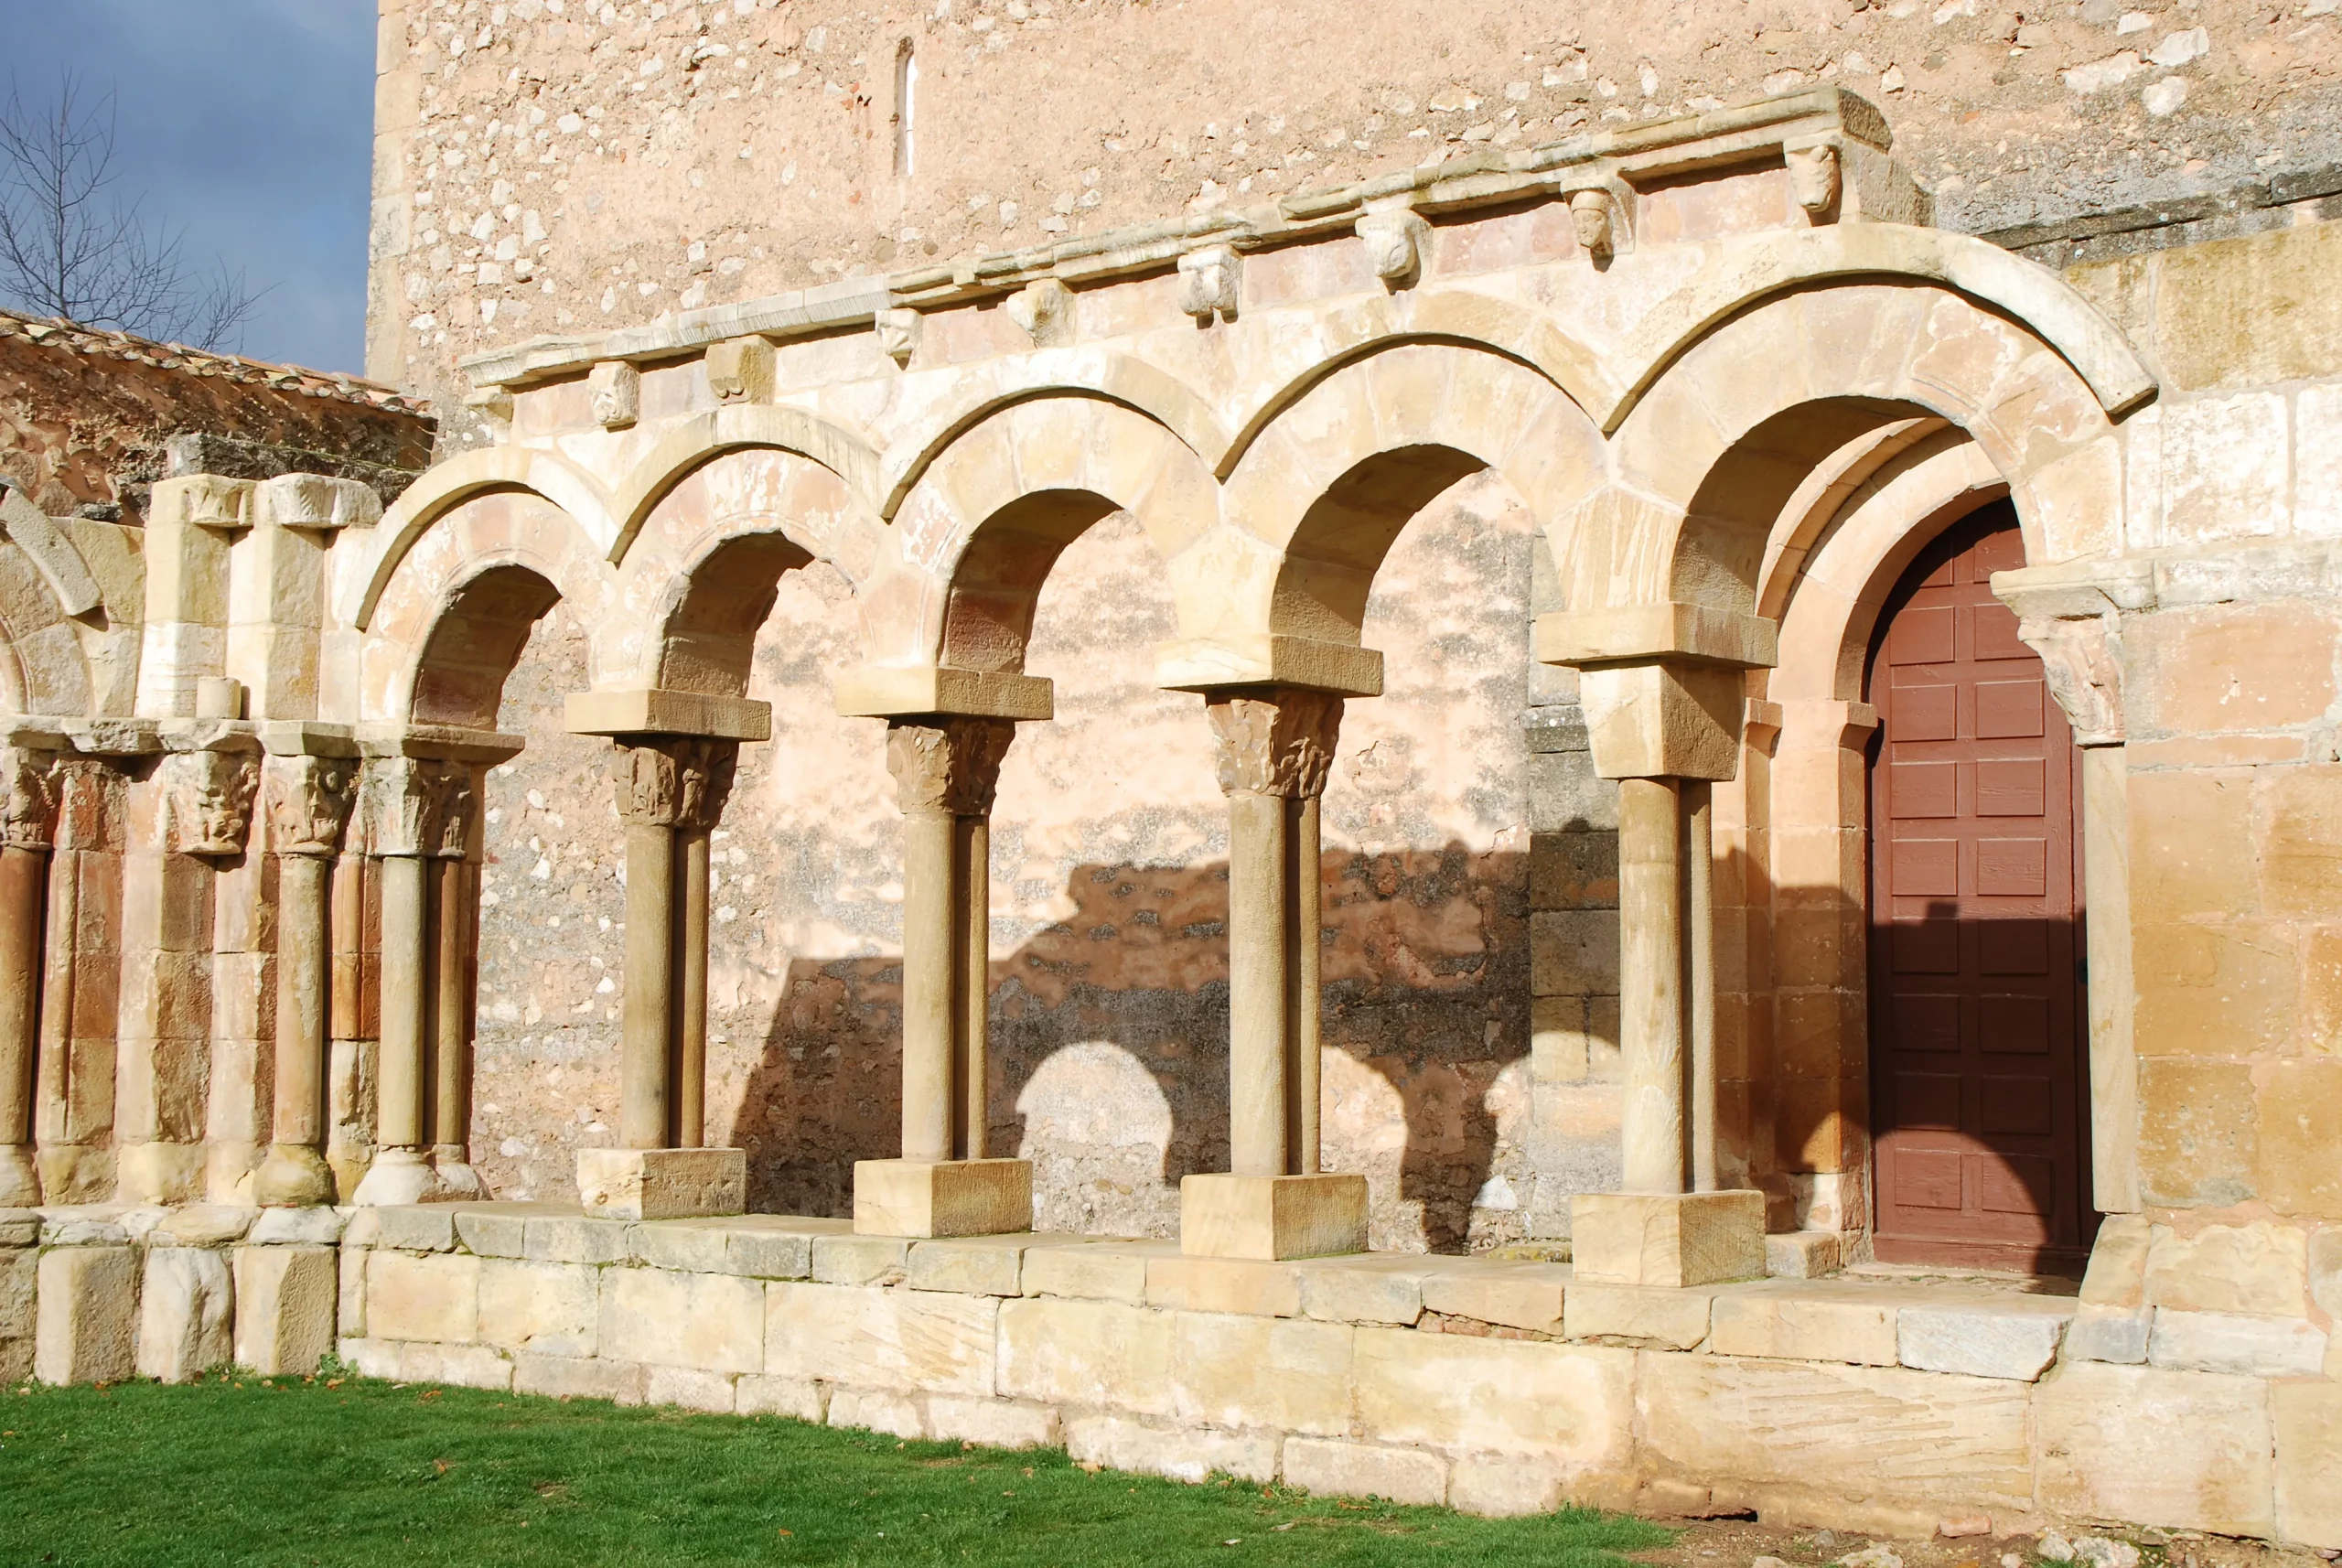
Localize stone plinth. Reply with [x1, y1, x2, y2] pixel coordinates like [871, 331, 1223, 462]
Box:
[1179, 1173, 1368, 1261]
[577, 1148, 746, 1221]
[1570, 1190, 1765, 1288]
[853, 1157, 1032, 1238]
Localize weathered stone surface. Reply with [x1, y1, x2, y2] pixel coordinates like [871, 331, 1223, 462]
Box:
[1144, 1255, 1301, 1318]
[2034, 1361, 2273, 1536]
[1763, 1231, 1844, 1281]
[2064, 1305, 2152, 1365]
[2147, 1308, 2327, 1377]
[1709, 1284, 1899, 1367]
[2079, 1216, 2152, 1308]
[1283, 1439, 1447, 1506]
[246, 1207, 347, 1247]
[1297, 1254, 1467, 1325]
[600, 1266, 764, 1373]
[811, 1234, 909, 1287]
[908, 1237, 1033, 1296]
[232, 1245, 338, 1376]
[626, 1221, 730, 1275]
[1896, 1300, 2075, 1381]
[373, 1206, 457, 1253]
[1170, 1311, 1353, 1436]
[853, 1157, 1030, 1239]
[1020, 1242, 1162, 1304]
[1420, 1263, 1568, 1336]
[1177, 1173, 1367, 1262]
[477, 1259, 599, 1359]
[1354, 1328, 1633, 1467]
[1447, 1453, 1567, 1518]
[829, 1387, 928, 1440]
[997, 1296, 1176, 1416]
[644, 1365, 737, 1412]
[1563, 1283, 1713, 1349]
[1570, 1191, 1764, 1288]
[0, 1247, 35, 1342]
[928, 1395, 1058, 1450]
[514, 1351, 646, 1405]
[522, 1214, 631, 1265]
[366, 1250, 480, 1343]
[765, 1283, 995, 1395]
[577, 1148, 746, 1222]
[2274, 1381, 2342, 1550]
[1064, 1415, 1280, 1484]
[137, 1247, 233, 1382]
[155, 1204, 255, 1247]
[736, 1373, 827, 1423]
[339, 1337, 514, 1391]
[2144, 1222, 2307, 1316]
[722, 1219, 830, 1280]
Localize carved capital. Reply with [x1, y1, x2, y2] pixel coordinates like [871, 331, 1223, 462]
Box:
[265, 756, 357, 858]
[2019, 613, 2126, 746]
[1205, 689, 1344, 800]
[428, 762, 478, 856]
[159, 748, 259, 857]
[885, 717, 1015, 818]
[362, 757, 435, 857]
[613, 736, 740, 830]
[0, 747, 59, 852]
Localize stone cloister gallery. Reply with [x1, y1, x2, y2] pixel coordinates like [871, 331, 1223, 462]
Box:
[4, 87, 2340, 1544]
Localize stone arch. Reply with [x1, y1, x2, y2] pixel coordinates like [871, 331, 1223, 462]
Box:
[605, 403, 886, 568]
[409, 563, 566, 729]
[1220, 339, 1604, 649]
[0, 536, 91, 717]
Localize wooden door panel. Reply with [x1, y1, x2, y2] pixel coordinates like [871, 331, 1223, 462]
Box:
[1866, 501, 2094, 1273]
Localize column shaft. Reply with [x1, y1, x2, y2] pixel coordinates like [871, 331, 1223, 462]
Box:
[430, 855, 471, 1155]
[271, 854, 330, 1151]
[898, 809, 956, 1165]
[0, 844, 46, 1191]
[1618, 776, 1687, 1195]
[676, 827, 711, 1148]
[956, 815, 989, 1161]
[1684, 780, 1718, 1194]
[1227, 791, 1290, 1178]
[376, 854, 431, 1153]
[620, 819, 676, 1151]
[1291, 796, 1322, 1176]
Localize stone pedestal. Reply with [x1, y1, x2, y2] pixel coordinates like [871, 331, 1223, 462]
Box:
[1569, 1189, 1766, 1288]
[853, 1156, 1031, 1239]
[349, 1147, 446, 1207]
[1179, 1172, 1368, 1261]
[576, 1146, 745, 1221]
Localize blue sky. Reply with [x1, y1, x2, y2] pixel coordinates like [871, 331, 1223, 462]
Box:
[0, 0, 377, 373]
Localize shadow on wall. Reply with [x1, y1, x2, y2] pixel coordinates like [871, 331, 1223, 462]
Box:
[724, 843, 1531, 1251]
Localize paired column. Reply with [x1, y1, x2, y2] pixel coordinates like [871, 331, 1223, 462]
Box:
[853, 714, 1032, 1238]
[1180, 687, 1367, 1261]
[0, 746, 59, 1207]
[575, 735, 747, 1220]
[252, 755, 355, 1206]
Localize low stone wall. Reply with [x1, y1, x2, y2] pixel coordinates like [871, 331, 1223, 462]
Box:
[8, 1202, 2338, 1550]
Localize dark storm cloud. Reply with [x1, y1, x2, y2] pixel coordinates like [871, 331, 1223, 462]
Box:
[0, 0, 376, 372]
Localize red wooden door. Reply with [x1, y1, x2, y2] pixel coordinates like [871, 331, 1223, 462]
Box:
[1866, 503, 2093, 1273]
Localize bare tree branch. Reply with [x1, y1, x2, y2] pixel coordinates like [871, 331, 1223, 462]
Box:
[0, 70, 271, 352]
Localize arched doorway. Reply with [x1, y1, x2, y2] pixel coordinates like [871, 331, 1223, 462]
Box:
[1865, 500, 2096, 1273]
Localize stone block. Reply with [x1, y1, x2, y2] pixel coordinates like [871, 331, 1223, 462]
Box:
[2035, 1360, 2273, 1536]
[514, 1351, 647, 1405]
[1354, 1328, 1634, 1468]
[2145, 1221, 2307, 1316]
[1569, 1190, 1764, 1287]
[928, 1395, 1058, 1450]
[812, 1233, 909, 1285]
[156, 1205, 255, 1247]
[1020, 1241, 1162, 1304]
[722, 1219, 829, 1280]
[853, 1157, 1030, 1239]
[1763, 1230, 1844, 1280]
[338, 1244, 367, 1337]
[389, 1340, 513, 1391]
[600, 1266, 764, 1373]
[367, 1250, 479, 1343]
[645, 1365, 736, 1412]
[1421, 1262, 1569, 1335]
[373, 1206, 457, 1252]
[576, 1148, 745, 1222]
[736, 1373, 827, 1423]
[1144, 1254, 1301, 1318]
[246, 1207, 346, 1247]
[37, 1246, 137, 1383]
[137, 1247, 233, 1382]
[2260, 1061, 2342, 1218]
[1170, 1311, 1353, 1436]
[997, 1297, 1176, 1416]
[1897, 1300, 2075, 1380]
[522, 1214, 631, 1265]
[1283, 1438, 1447, 1506]
[2274, 1381, 2342, 1550]
[2137, 1058, 2259, 1208]
[829, 1387, 928, 1440]
[1448, 1453, 1566, 1518]
[1709, 1284, 1899, 1366]
[1563, 1283, 1714, 1348]
[231, 1245, 337, 1376]
[2064, 1305, 2152, 1365]
[1178, 1173, 1366, 1261]
[1298, 1254, 1466, 1325]
[478, 1259, 599, 1359]
[1640, 1356, 2035, 1511]
[2148, 1308, 2327, 1377]
[627, 1220, 731, 1274]
[0, 1247, 35, 1340]
[1063, 1415, 1280, 1485]
[450, 1206, 532, 1258]
[765, 1283, 996, 1395]
[2079, 1215, 2151, 1307]
[2313, 1229, 2342, 1319]
[908, 1236, 1033, 1295]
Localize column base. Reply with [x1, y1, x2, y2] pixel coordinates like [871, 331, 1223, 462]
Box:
[252, 1144, 337, 1208]
[205, 1139, 262, 1204]
[349, 1148, 450, 1207]
[577, 1147, 745, 1221]
[0, 1144, 38, 1208]
[1569, 1189, 1767, 1288]
[432, 1146, 490, 1201]
[37, 1144, 111, 1206]
[853, 1157, 1032, 1238]
[1179, 1172, 1369, 1261]
[114, 1141, 206, 1206]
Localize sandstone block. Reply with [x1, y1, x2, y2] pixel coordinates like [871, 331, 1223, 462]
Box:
[390, 1340, 513, 1391]
[246, 1207, 346, 1247]
[577, 1148, 745, 1222]
[1639, 1356, 2033, 1510]
[1764, 1230, 1844, 1280]
[1420, 1262, 1568, 1335]
[156, 1204, 255, 1247]
[645, 1365, 736, 1412]
[0, 1211, 39, 1249]
[1178, 1173, 1366, 1261]
[1064, 1415, 1280, 1484]
[723, 1218, 830, 1280]
[514, 1351, 646, 1405]
[2136, 1058, 2258, 1208]
[367, 1250, 480, 1343]
[1709, 1284, 1899, 1366]
[2064, 1305, 2152, 1365]
[42, 1210, 130, 1248]
[736, 1373, 827, 1423]
[812, 1233, 909, 1286]
[1297, 1254, 1467, 1325]
[997, 1296, 1176, 1415]
[231, 1245, 337, 1376]
[1283, 1438, 1446, 1506]
[2274, 1381, 2342, 1550]
[765, 1282, 995, 1395]
[1020, 1241, 1162, 1304]
[1448, 1453, 1566, 1517]
[2079, 1215, 2152, 1307]
[627, 1220, 731, 1274]
[2145, 1222, 2306, 1316]
[928, 1395, 1058, 1449]
[1563, 1283, 1714, 1348]
[450, 1206, 534, 1259]
[853, 1157, 1030, 1239]
[1144, 1255, 1300, 1318]
[2035, 1361, 2273, 1536]
[600, 1266, 764, 1373]
[373, 1205, 457, 1252]
[1353, 1328, 1634, 1467]
[2148, 1308, 2327, 1377]
[1170, 1311, 1353, 1436]
[908, 1236, 1033, 1295]
[0, 1247, 35, 1340]
[1897, 1300, 2074, 1380]
[829, 1387, 928, 1440]
[37, 1246, 138, 1384]
[338, 1243, 367, 1337]
[1569, 1190, 1764, 1287]
[2259, 1061, 2342, 1218]
[522, 1214, 631, 1265]
[478, 1259, 599, 1359]
[137, 1247, 233, 1382]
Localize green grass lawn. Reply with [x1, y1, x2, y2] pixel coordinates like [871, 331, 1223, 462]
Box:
[0, 1372, 1671, 1568]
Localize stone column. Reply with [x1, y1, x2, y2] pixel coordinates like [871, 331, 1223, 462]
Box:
[350, 757, 441, 1206]
[575, 736, 746, 1220]
[252, 755, 354, 1207]
[1179, 688, 1368, 1261]
[428, 766, 487, 1197]
[0, 746, 59, 1206]
[1617, 775, 1686, 1195]
[852, 715, 1034, 1238]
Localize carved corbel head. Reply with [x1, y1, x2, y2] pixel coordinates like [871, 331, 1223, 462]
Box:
[588, 360, 641, 430]
[1176, 244, 1241, 326]
[1567, 188, 1619, 261]
[1355, 206, 1431, 289]
[1005, 278, 1074, 346]
[705, 335, 776, 402]
[1786, 136, 1843, 219]
[876, 306, 922, 367]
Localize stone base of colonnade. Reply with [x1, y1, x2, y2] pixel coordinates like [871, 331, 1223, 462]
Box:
[578, 1148, 747, 1222]
[1177, 1172, 1368, 1262]
[852, 1157, 1032, 1239]
[1568, 1190, 1767, 1289]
